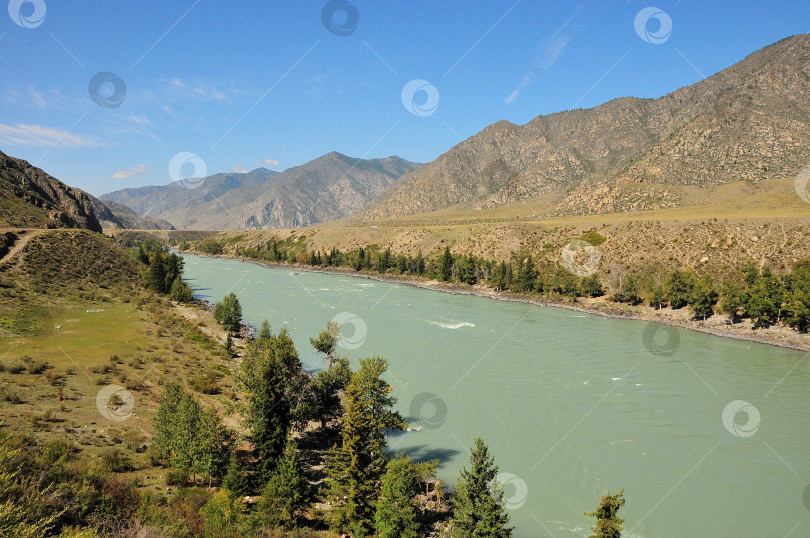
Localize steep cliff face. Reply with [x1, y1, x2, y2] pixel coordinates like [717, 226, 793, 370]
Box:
[363, 34, 810, 220]
[0, 150, 102, 232]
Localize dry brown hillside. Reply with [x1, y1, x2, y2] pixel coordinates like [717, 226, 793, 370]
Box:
[363, 34, 810, 221]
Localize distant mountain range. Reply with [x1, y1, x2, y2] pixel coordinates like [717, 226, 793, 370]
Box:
[101, 152, 420, 230]
[362, 34, 810, 220]
[4, 34, 809, 233]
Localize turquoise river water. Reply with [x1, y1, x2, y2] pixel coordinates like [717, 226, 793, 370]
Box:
[181, 253, 810, 537]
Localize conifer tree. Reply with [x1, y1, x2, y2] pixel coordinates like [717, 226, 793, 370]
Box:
[585, 489, 626, 538]
[450, 437, 512, 538]
[439, 246, 453, 282]
[148, 252, 167, 293]
[237, 338, 292, 483]
[375, 453, 421, 538]
[222, 452, 252, 498]
[258, 438, 310, 529]
[323, 356, 406, 536]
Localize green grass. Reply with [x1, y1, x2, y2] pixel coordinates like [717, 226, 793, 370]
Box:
[580, 230, 607, 246]
[0, 229, 238, 496]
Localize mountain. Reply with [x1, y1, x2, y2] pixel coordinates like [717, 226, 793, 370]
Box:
[0, 150, 103, 232]
[363, 34, 810, 220]
[101, 153, 420, 230]
[88, 199, 176, 231]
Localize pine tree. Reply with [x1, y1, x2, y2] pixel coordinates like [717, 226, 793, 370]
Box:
[613, 274, 642, 305]
[585, 489, 625, 538]
[689, 274, 719, 320]
[323, 356, 407, 536]
[225, 333, 234, 357]
[169, 276, 193, 303]
[310, 357, 352, 429]
[257, 320, 273, 342]
[514, 255, 537, 293]
[491, 261, 507, 291]
[439, 246, 454, 282]
[450, 437, 512, 538]
[258, 438, 310, 529]
[148, 252, 168, 293]
[375, 453, 421, 538]
[649, 283, 666, 309]
[194, 407, 234, 487]
[222, 452, 252, 498]
[237, 338, 293, 483]
[310, 322, 340, 370]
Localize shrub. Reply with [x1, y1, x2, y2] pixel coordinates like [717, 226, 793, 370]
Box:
[581, 230, 607, 246]
[189, 375, 221, 395]
[7, 363, 25, 374]
[166, 468, 190, 486]
[101, 448, 134, 473]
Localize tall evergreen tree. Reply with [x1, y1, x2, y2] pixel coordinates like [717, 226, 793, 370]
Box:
[585, 489, 626, 538]
[439, 246, 454, 282]
[169, 276, 193, 303]
[222, 452, 252, 499]
[148, 252, 168, 293]
[194, 407, 234, 487]
[450, 437, 512, 538]
[514, 255, 537, 293]
[323, 356, 407, 536]
[258, 438, 310, 529]
[375, 453, 421, 538]
[237, 338, 293, 483]
[257, 320, 273, 341]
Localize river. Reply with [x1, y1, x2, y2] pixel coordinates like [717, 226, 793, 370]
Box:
[181, 253, 810, 537]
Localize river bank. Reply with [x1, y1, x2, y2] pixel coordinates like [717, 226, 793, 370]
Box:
[181, 250, 810, 353]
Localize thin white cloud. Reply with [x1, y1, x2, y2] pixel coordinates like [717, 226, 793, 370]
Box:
[0, 123, 104, 148]
[167, 78, 230, 103]
[505, 4, 583, 104]
[232, 165, 248, 174]
[1, 86, 69, 109]
[111, 164, 149, 180]
[252, 158, 279, 167]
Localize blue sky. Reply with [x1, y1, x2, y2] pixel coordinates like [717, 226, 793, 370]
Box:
[0, 0, 808, 196]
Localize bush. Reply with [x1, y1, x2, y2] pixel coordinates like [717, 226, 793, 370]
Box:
[189, 375, 221, 395]
[0, 388, 22, 404]
[101, 448, 134, 473]
[7, 363, 25, 374]
[581, 230, 607, 246]
[166, 468, 190, 486]
[28, 360, 50, 375]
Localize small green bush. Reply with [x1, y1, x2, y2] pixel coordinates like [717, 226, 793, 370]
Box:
[580, 230, 607, 246]
[166, 468, 190, 486]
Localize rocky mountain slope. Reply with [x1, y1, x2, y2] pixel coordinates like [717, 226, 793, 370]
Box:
[102, 153, 419, 230]
[0, 150, 103, 232]
[88, 199, 175, 230]
[363, 34, 810, 220]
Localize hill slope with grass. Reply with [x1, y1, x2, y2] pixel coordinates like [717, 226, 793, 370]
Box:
[363, 34, 810, 220]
